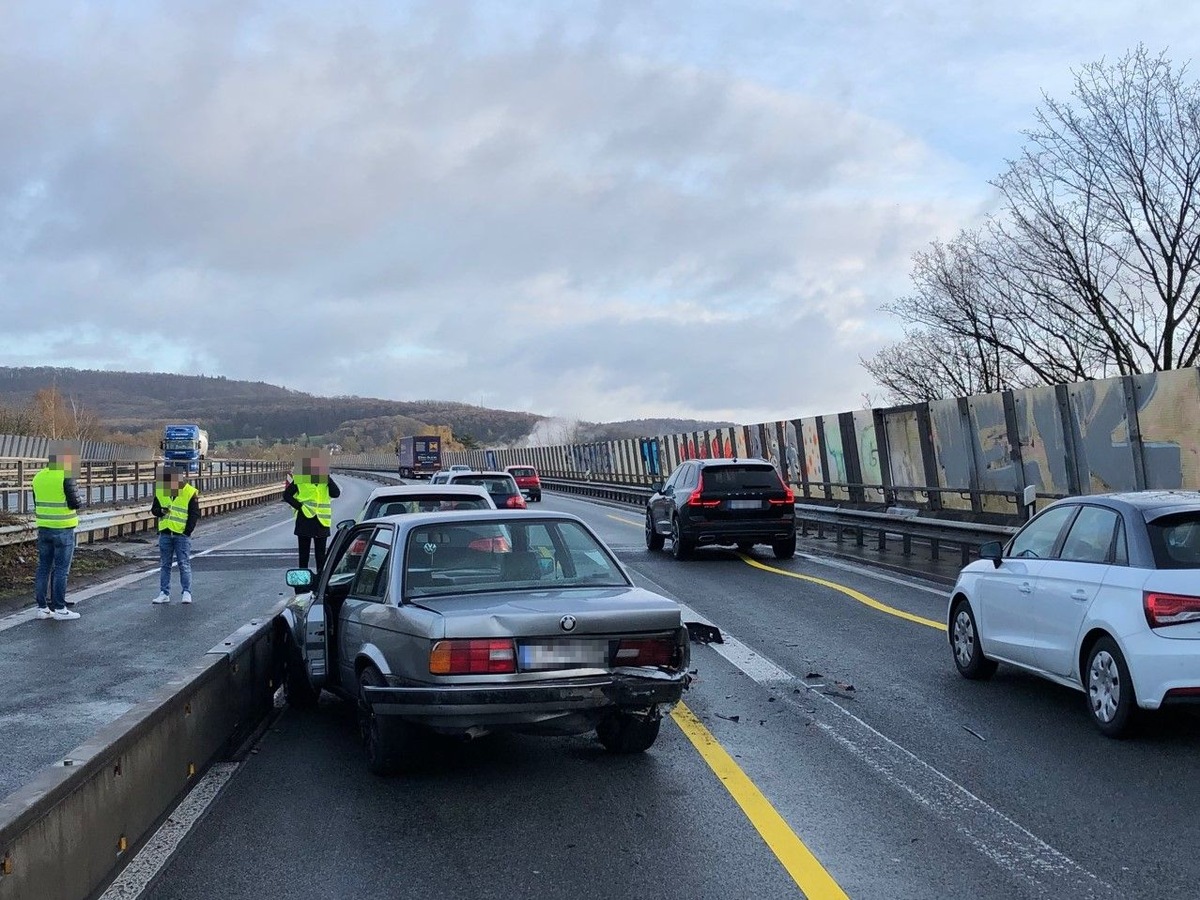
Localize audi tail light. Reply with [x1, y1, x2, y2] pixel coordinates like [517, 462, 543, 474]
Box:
[430, 639, 517, 675]
[1143, 591, 1200, 628]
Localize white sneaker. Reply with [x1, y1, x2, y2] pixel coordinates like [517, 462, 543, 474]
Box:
[35, 607, 54, 619]
[181, 592, 192, 605]
[52, 608, 80, 621]
[152, 592, 171, 604]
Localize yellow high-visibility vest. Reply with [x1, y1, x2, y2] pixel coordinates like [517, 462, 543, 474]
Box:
[294, 478, 332, 527]
[32, 467, 79, 530]
[155, 484, 198, 534]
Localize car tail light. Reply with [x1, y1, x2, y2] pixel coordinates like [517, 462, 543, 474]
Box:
[687, 474, 720, 508]
[429, 639, 516, 675]
[468, 536, 511, 552]
[1143, 591, 1200, 628]
[768, 484, 795, 506]
[613, 637, 677, 668]
[506, 494, 527, 509]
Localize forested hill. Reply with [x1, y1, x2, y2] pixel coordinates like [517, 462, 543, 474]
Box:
[0, 367, 542, 445]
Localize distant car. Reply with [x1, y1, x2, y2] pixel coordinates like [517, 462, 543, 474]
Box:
[350, 484, 496, 524]
[645, 458, 796, 560]
[448, 465, 472, 473]
[948, 491, 1200, 737]
[446, 470, 527, 510]
[279, 510, 691, 774]
[506, 465, 543, 502]
[429, 471, 451, 484]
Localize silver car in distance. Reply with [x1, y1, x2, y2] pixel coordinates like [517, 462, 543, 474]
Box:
[279, 510, 691, 775]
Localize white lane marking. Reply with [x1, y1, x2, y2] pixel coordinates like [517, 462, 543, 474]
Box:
[797, 552, 949, 597]
[98, 762, 239, 900]
[0, 516, 295, 633]
[653, 583, 1114, 898]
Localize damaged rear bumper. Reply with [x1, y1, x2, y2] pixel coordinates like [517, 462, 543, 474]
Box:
[362, 669, 689, 728]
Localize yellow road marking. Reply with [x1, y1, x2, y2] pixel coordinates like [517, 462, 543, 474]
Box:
[607, 513, 643, 526]
[737, 554, 945, 632]
[672, 702, 850, 899]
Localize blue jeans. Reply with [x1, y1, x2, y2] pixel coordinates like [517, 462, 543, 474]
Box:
[158, 532, 193, 594]
[35, 528, 76, 611]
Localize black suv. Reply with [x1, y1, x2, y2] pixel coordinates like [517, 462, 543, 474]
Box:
[645, 459, 796, 560]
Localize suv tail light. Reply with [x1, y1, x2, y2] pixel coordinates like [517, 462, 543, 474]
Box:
[613, 637, 677, 668]
[1143, 591, 1200, 628]
[687, 473, 720, 508]
[768, 483, 795, 506]
[506, 494, 527, 509]
[430, 639, 516, 675]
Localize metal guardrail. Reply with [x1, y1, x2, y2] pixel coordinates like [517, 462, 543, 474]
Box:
[0, 459, 290, 516]
[0, 483, 287, 548]
[539, 477, 1018, 566]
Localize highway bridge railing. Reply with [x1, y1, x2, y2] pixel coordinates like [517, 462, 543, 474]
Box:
[539, 477, 1019, 566]
[0, 459, 292, 548]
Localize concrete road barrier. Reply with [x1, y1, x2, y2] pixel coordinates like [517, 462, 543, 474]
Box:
[0, 607, 284, 900]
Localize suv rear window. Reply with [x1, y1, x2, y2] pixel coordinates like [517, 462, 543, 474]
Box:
[1147, 512, 1200, 569]
[454, 476, 517, 494]
[509, 468, 536, 477]
[702, 465, 782, 490]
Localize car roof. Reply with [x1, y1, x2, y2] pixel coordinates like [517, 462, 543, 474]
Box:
[448, 470, 516, 479]
[364, 484, 493, 503]
[359, 508, 587, 529]
[1053, 490, 1200, 520]
[687, 457, 774, 468]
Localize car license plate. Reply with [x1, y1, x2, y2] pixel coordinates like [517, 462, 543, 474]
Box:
[519, 641, 608, 670]
[728, 500, 761, 510]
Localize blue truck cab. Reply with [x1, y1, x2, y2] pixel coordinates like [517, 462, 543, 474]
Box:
[161, 424, 209, 474]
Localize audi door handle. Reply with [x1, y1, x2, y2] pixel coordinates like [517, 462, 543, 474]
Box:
[1018, 583, 1033, 594]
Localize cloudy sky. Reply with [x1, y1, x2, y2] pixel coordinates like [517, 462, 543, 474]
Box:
[4, 1, 1200, 425]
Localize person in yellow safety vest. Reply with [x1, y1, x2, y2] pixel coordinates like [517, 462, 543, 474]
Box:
[150, 467, 201, 605]
[32, 448, 82, 620]
[283, 450, 341, 573]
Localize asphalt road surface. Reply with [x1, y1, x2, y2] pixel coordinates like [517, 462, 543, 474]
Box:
[9, 482, 1199, 899]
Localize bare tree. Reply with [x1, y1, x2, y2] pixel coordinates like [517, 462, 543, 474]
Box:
[866, 46, 1200, 402]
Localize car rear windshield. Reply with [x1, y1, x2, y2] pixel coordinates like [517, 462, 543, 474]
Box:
[367, 495, 490, 518]
[702, 465, 782, 490]
[453, 476, 516, 494]
[404, 519, 628, 597]
[1147, 511, 1200, 569]
[509, 468, 536, 477]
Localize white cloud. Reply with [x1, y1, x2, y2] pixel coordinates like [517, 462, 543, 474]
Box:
[3, 1, 1197, 425]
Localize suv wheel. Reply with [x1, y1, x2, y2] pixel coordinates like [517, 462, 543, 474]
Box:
[597, 711, 661, 753]
[671, 518, 694, 560]
[645, 511, 664, 551]
[772, 534, 796, 560]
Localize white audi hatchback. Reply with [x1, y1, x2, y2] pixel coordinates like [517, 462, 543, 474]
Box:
[948, 492, 1200, 737]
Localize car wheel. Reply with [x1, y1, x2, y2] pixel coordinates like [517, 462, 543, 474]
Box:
[1085, 637, 1138, 738]
[358, 665, 418, 775]
[671, 518, 693, 560]
[284, 639, 320, 710]
[772, 534, 796, 560]
[645, 511, 665, 551]
[950, 599, 997, 680]
[533, 492, 541, 502]
[597, 711, 662, 753]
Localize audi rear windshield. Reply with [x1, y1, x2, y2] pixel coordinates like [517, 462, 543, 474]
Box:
[703, 465, 784, 490]
[368, 496, 491, 518]
[1147, 511, 1200, 569]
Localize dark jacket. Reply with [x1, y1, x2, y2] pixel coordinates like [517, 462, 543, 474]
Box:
[283, 476, 341, 537]
[63, 478, 81, 511]
[151, 491, 201, 537]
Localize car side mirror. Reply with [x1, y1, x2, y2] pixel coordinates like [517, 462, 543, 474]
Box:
[650, 480, 664, 493]
[979, 541, 1003, 568]
[336, 518, 355, 531]
[286, 568, 314, 589]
